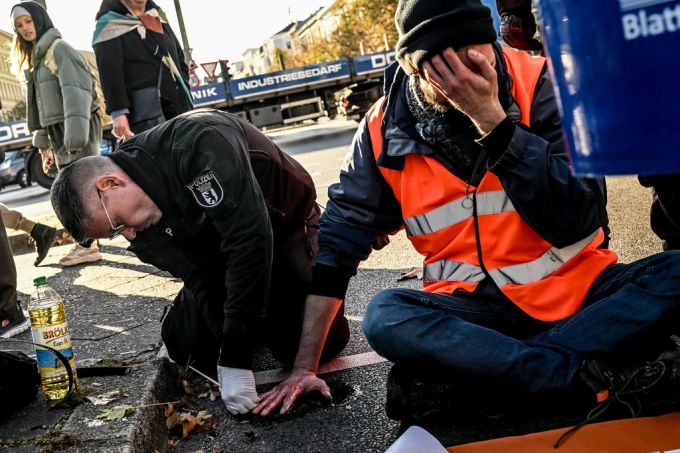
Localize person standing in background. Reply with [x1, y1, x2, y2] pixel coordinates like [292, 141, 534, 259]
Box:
[10, 1, 102, 266]
[0, 149, 30, 338]
[495, 0, 542, 51]
[93, 0, 192, 140]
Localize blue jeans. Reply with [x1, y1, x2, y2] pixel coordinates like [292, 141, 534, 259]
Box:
[363, 251, 680, 394]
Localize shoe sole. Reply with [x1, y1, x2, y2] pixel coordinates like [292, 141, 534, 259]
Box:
[0, 318, 30, 338]
[59, 254, 103, 267]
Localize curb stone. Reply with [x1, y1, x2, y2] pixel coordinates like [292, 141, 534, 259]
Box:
[60, 355, 181, 453]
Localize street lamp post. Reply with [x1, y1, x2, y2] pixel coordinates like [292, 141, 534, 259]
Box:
[173, 0, 193, 66]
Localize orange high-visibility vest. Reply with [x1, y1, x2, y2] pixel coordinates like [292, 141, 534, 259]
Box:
[366, 48, 617, 322]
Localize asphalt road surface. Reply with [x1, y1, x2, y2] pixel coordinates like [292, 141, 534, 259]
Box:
[1, 118, 662, 452]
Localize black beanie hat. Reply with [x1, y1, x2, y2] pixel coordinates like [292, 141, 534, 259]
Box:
[11, 1, 54, 42]
[395, 0, 497, 75]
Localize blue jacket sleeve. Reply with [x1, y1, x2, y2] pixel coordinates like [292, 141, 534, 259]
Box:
[487, 72, 609, 248]
[311, 117, 403, 299]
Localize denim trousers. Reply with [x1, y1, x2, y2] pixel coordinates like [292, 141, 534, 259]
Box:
[363, 251, 680, 395]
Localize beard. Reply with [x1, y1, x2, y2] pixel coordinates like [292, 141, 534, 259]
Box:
[417, 78, 452, 114]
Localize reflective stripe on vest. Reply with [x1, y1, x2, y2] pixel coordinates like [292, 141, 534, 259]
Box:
[424, 229, 600, 287]
[365, 48, 618, 321]
[404, 190, 515, 236]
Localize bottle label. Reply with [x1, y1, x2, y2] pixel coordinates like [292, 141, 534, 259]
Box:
[31, 321, 75, 378]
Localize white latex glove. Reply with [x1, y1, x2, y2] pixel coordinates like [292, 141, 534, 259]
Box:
[217, 366, 259, 414]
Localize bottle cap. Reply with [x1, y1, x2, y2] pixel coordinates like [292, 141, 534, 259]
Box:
[33, 276, 47, 286]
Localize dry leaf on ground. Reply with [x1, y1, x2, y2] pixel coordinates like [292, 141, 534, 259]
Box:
[397, 266, 423, 281]
[96, 405, 135, 421]
[89, 388, 127, 406]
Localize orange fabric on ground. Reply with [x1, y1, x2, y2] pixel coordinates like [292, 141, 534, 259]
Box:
[447, 411, 680, 453]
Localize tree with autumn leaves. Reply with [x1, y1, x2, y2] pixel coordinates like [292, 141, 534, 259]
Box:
[286, 0, 399, 68]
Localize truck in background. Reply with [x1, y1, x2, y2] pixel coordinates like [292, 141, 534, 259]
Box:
[191, 50, 396, 128]
[0, 50, 396, 189]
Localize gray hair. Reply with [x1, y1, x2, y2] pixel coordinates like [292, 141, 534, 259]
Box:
[50, 156, 117, 242]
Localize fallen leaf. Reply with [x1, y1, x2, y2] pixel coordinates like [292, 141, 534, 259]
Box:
[168, 438, 180, 448]
[195, 410, 217, 431]
[198, 392, 209, 399]
[397, 267, 423, 281]
[180, 413, 199, 438]
[96, 405, 136, 421]
[166, 412, 181, 431]
[89, 389, 127, 406]
[165, 403, 174, 417]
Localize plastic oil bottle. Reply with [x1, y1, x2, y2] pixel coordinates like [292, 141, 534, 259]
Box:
[28, 276, 78, 400]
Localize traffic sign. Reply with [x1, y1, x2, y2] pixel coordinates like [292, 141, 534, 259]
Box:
[201, 61, 219, 81]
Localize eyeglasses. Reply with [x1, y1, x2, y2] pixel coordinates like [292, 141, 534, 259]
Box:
[97, 190, 126, 240]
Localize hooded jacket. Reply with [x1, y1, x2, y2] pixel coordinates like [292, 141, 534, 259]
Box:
[14, 1, 97, 150]
[109, 109, 316, 369]
[93, 0, 191, 119]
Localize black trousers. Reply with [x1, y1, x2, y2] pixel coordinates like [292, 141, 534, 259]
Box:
[0, 214, 19, 320]
[640, 175, 680, 251]
[161, 210, 350, 374]
[650, 188, 680, 250]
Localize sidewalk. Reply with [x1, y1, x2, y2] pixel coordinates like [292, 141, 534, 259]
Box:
[0, 239, 183, 452]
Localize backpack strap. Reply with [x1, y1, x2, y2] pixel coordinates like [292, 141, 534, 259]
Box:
[43, 37, 62, 76]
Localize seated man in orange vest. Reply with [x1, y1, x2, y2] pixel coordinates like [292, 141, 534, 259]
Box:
[254, 0, 680, 420]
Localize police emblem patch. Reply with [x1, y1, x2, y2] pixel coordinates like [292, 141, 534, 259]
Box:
[187, 171, 224, 208]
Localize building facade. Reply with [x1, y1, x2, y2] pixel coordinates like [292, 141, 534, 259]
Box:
[0, 29, 26, 121]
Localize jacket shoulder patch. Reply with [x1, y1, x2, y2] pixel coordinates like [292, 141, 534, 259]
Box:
[187, 171, 224, 208]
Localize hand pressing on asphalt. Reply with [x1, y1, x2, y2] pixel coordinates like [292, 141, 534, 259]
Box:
[421, 46, 507, 135]
[217, 366, 259, 414]
[252, 368, 331, 416]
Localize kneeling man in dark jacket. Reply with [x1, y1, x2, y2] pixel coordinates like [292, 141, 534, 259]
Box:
[50, 109, 349, 414]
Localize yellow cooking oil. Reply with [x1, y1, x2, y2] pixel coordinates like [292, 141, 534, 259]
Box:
[28, 276, 78, 400]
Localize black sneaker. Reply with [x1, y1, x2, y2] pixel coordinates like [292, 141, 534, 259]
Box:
[556, 350, 680, 448]
[0, 309, 30, 338]
[30, 223, 57, 266]
[385, 364, 461, 421]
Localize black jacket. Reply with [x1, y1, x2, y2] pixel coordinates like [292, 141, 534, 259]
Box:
[109, 109, 316, 368]
[311, 43, 610, 299]
[93, 0, 192, 119]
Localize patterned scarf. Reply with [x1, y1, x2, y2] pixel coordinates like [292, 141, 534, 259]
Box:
[92, 7, 192, 104]
[92, 8, 164, 46]
[405, 75, 480, 178]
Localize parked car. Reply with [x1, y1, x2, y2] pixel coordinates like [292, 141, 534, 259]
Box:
[0, 148, 31, 191]
[0, 118, 115, 190]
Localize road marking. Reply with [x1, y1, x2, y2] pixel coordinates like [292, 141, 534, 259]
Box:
[254, 351, 388, 385]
